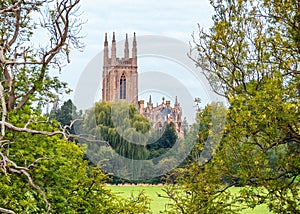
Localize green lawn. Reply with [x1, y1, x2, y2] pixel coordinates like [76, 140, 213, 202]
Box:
[108, 185, 170, 213]
[107, 185, 273, 214]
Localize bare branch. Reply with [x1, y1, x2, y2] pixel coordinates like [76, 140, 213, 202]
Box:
[8, 167, 51, 213]
[0, 119, 109, 145]
[0, 152, 9, 177]
[1, 121, 67, 138]
[0, 207, 15, 214]
[0, 148, 53, 213]
[16, 0, 82, 110]
[0, 116, 110, 214]
[0, 82, 7, 139]
[0, 47, 16, 65]
[0, 140, 14, 149]
[70, 134, 110, 145]
[8, 7, 21, 48]
[0, 0, 22, 14]
[20, 169, 51, 213]
[0, 2, 85, 213]
[62, 118, 82, 131]
[27, 157, 51, 169]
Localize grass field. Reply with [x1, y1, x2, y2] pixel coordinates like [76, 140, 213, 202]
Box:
[108, 185, 272, 214]
[109, 185, 170, 213]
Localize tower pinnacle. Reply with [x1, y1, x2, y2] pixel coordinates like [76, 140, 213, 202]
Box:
[132, 32, 137, 65]
[175, 96, 179, 106]
[111, 32, 116, 65]
[104, 32, 108, 46]
[124, 33, 129, 59]
[103, 32, 109, 68]
[112, 32, 116, 42]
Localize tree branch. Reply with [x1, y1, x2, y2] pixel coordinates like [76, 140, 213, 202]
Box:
[1, 121, 67, 138]
[0, 82, 7, 139]
[0, 0, 22, 14]
[16, 0, 81, 110]
[0, 207, 15, 214]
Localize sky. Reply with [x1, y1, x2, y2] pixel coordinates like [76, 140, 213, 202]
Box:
[58, 0, 219, 123]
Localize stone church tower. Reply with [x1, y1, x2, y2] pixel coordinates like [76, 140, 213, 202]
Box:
[101, 33, 183, 137]
[102, 32, 138, 105]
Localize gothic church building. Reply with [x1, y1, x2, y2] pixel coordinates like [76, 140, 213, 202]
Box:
[102, 33, 183, 136]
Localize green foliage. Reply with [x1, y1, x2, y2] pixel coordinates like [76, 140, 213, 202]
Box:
[166, 0, 300, 213]
[82, 101, 150, 160]
[147, 122, 177, 159]
[182, 102, 226, 164]
[50, 99, 82, 136]
[81, 101, 184, 184]
[51, 99, 79, 126]
[0, 1, 151, 213]
[0, 0, 77, 111]
[81, 101, 152, 183]
[0, 109, 151, 213]
[164, 103, 234, 213]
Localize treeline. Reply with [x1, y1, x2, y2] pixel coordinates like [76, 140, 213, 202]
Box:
[51, 100, 179, 184]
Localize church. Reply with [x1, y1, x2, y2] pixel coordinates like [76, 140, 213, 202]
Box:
[101, 32, 183, 136]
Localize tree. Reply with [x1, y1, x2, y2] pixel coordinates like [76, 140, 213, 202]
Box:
[51, 99, 78, 125]
[80, 101, 152, 182]
[51, 99, 82, 136]
[162, 102, 231, 213]
[0, 1, 151, 213]
[182, 102, 226, 164]
[0, 109, 151, 213]
[82, 101, 151, 159]
[0, 0, 81, 111]
[147, 122, 178, 159]
[166, 0, 300, 213]
[0, 1, 84, 213]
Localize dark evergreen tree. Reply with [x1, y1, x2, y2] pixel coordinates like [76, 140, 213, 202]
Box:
[51, 99, 82, 135]
[51, 99, 78, 125]
[147, 122, 178, 159]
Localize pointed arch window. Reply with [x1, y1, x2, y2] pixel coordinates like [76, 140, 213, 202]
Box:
[120, 73, 126, 99]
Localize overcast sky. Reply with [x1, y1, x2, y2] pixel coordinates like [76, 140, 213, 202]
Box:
[61, 0, 213, 92]
[58, 0, 218, 122]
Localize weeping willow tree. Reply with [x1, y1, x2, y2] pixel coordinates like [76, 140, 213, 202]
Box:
[82, 101, 151, 161]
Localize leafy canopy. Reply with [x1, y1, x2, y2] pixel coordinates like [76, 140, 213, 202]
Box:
[166, 0, 300, 213]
